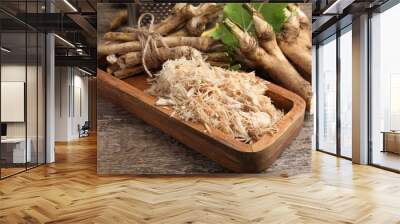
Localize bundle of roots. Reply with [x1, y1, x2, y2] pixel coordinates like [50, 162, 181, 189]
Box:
[99, 3, 227, 79]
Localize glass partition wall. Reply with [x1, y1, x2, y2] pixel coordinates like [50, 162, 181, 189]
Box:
[370, 3, 400, 171]
[315, 0, 400, 171]
[0, 31, 27, 177]
[315, 25, 353, 159]
[317, 35, 337, 155]
[0, 2, 46, 179]
[339, 26, 352, 159]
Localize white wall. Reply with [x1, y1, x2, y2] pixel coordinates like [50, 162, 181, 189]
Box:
[55, 66, 70, 141]
[71, 73, 89, 138]
[1, 82, 25, 122]
[1, 64, 26, 81]
[54, 67, 89, 141]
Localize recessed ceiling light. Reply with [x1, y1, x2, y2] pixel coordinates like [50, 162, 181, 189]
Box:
[77, 67, 93, 76]
[54, 34, 75, 48]
[1, 47, 11, 53]
[76, 49, 85, 55]
[63, 0, 78, 12]
[323, 0, 354, 15]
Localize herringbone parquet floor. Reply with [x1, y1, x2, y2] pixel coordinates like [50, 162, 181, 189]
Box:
[1, 135, 400, 224]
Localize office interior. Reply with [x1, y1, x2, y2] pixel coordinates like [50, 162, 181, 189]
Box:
[0, 0, 399, 222]
[0, 0, 96, 179]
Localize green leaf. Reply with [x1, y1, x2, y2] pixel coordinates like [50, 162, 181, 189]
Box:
[254, 3, 288, 33]
[223, 3, 289, 33]
[203, 23, 239, 51]
[223, 3, 254, 33]
[203, 3, 290, 51]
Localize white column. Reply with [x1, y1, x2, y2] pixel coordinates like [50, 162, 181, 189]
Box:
[45, 1, 55, 163]
[352, 14, 369, 164]
[46, 33, 55, 163]
[312, 45, 317, 150]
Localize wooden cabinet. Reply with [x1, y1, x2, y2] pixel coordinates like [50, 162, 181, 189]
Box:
[382, 132, 400, 154]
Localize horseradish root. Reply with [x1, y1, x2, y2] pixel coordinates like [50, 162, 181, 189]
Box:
[118, 46, 201, 71]
[206, 52, 232, 63]
[224, 18, 311, 108]
[110, 10, 128, 30]
[186, 16, 208, 37]
[244, 4, 312, 108]
[169, 28, 189, 37]
[185, 5, 223, 36]
[98, 36, 217, 55]
[289, 4, 311, 33]
[151, 3, 221, 36]
[146, 56, 283, 143]
[118, 50, 231, 70]
[277, 6, 312, 82]
[114, 66, 144, 79]
[103, 32, 140, 42]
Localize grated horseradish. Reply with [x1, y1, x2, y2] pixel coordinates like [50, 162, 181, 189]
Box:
[146, 55, 283, 144]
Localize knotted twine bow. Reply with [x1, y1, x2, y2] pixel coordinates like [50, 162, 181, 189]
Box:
[135, 13, 169, 78]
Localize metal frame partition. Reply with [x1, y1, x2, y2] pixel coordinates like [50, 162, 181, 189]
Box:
[0, 0, 47, 180]
[315, 21, 353, 161]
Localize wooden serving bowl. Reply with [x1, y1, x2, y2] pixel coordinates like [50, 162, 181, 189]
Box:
[98, 69, 306, 173]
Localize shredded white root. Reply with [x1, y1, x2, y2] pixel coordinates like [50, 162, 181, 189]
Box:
[146, 55, 284, 144]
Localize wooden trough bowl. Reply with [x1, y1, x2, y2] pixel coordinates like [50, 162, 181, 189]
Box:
[98, 69, 306, 173]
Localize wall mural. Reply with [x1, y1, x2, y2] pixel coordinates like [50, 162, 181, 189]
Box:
[97, 2, 313, 175]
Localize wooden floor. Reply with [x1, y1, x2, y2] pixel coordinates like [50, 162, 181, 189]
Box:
[1, 163, 45, 178]
[0, 135, 400, 223]
[1, 167, 26, 178]
[372, 150, 400, 171]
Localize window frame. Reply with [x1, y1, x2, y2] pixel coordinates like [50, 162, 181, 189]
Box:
[315, 23, 353, 161]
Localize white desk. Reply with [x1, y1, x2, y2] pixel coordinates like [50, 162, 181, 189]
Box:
[1, 138, 31, 163]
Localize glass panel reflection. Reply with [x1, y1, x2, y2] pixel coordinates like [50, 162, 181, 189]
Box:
[340, 28, 352, 158]
[27, 31, 38, 169]
[317, 36, 337, 154]
[371, 4, 400, 171]
[1, 31, 27, 177]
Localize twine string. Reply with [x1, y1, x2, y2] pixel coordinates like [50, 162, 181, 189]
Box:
[134, 12, 169, 78]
